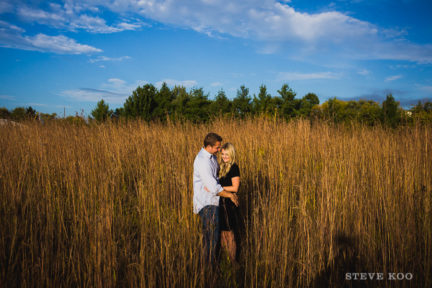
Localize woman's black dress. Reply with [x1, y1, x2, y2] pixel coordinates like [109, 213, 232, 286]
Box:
[219, 163, 240, 231]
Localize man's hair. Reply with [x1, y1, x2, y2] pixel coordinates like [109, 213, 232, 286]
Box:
[204, 132, 222, 147]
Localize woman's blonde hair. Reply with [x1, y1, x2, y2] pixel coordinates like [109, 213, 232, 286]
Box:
[218, 143, 236, 178]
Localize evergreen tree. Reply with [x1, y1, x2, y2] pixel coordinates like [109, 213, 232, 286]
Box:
[298, 93, 319, 117]
[171, 86, 191, 119]
[277, 84, 297, 118]
[123, 84, 157, 121]
[210, 89, 232, 116]
[382, 94, 401, 127]
[232, 85, 252, 118]
[91, 99, 112, 122]
[153, 82, 174, 121]
[186, 88, 212, 122]
[253, 85, 272, 115]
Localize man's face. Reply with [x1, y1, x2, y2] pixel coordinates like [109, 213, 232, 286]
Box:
[208, 141, 221, 155]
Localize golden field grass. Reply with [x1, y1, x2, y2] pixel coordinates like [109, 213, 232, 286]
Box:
[0, 118, 431, 287]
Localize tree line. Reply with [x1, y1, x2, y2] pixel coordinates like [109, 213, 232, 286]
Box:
[1, 83, 431, 126]
[91, 82, 431, 126]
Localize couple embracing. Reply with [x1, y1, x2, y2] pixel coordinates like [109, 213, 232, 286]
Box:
[193, 132, 240, 266]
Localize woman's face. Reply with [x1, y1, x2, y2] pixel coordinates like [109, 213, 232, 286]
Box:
[221, 149, 231, 163]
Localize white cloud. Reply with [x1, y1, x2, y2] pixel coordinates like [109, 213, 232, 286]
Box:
[61, 78, 148, 104]
[101, 78, 147, 93]
[89, 55, 131, 63]
[156, 79, 198, 88]
[385, 75, 403, 82]
[26, 103, 48, 107]
[0, 20, 102, 54]
[25, 34, 102, 54]
[211, 82, 223, 87]
[0, 94, 15, 101]
[358, 69, 370, 76]
[0, 20, 25, 32]
[61, 88, 127, 104]
[18, 6, 64, 23]
[17, 4, 146, 34]
[278, 71, 341, 81]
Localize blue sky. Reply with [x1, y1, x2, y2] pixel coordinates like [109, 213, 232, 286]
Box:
[1, 0, 431, 115]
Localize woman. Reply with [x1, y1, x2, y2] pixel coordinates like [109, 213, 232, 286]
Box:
[218, 143, 240, 263]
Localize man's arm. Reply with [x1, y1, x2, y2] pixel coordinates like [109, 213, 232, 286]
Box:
[218, 190, 239, 206]
[196, 157, 239, 206]
[196, 157, 223, 196]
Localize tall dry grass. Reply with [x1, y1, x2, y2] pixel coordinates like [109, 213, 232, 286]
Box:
[0, 118, 431, 287]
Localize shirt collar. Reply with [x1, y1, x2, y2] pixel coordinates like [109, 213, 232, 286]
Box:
[201, 147, 214, 159]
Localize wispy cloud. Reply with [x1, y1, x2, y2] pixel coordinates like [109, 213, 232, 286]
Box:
[61, 88, 127, 104]
[61, 78, 148, 104]
[0, 20, 102, 54]
[210, 82, 223, 87]
[357, 69, 370, 76]
[278, 71, 341, 81]
[16, 4, 146, 34]
[385, 75, 403, 82]
[0, 94, 15, 101]
[25, 34, 102, 54]
[89, 56, 131, 63]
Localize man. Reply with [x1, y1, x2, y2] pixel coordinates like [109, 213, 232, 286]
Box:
[193, 132, 238, 265]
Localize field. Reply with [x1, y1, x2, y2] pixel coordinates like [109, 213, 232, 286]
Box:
[1, 118, 431, 287]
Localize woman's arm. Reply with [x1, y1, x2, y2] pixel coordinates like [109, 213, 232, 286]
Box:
[222, 176, 240, 193]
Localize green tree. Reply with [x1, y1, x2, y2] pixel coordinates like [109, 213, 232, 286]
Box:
[252, 85, 272, 115]
[123, 84, 158, 121]
[322, 98, 349, 123]
[26, 106, 37, 119]
[298, 93, 319, 117]
[185, 88, 212, 122]
[357, 100, 381, 126]
[382, 94, 401, 127]
[277, 84, 297, 118]
[91, 99, 112, 122]
[171, 86, 191, 119]
[232, 85, 252, 118]
[0, 107, 11, 119]
[153, 82, 174, 121]
[39, 112, 57, 122]
[210, 89, 232, 116]
[410, 101, 432, 124]
[11, 107, 27, 121]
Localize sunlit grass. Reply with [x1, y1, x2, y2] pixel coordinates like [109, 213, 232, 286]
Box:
[0, 118, 430, 287]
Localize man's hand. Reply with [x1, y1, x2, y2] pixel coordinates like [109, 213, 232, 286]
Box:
[217, 190, 239, 207]
[229, 193, 239, 207]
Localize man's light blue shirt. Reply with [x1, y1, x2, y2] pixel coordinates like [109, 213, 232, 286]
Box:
[193, 148, 224, 214]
